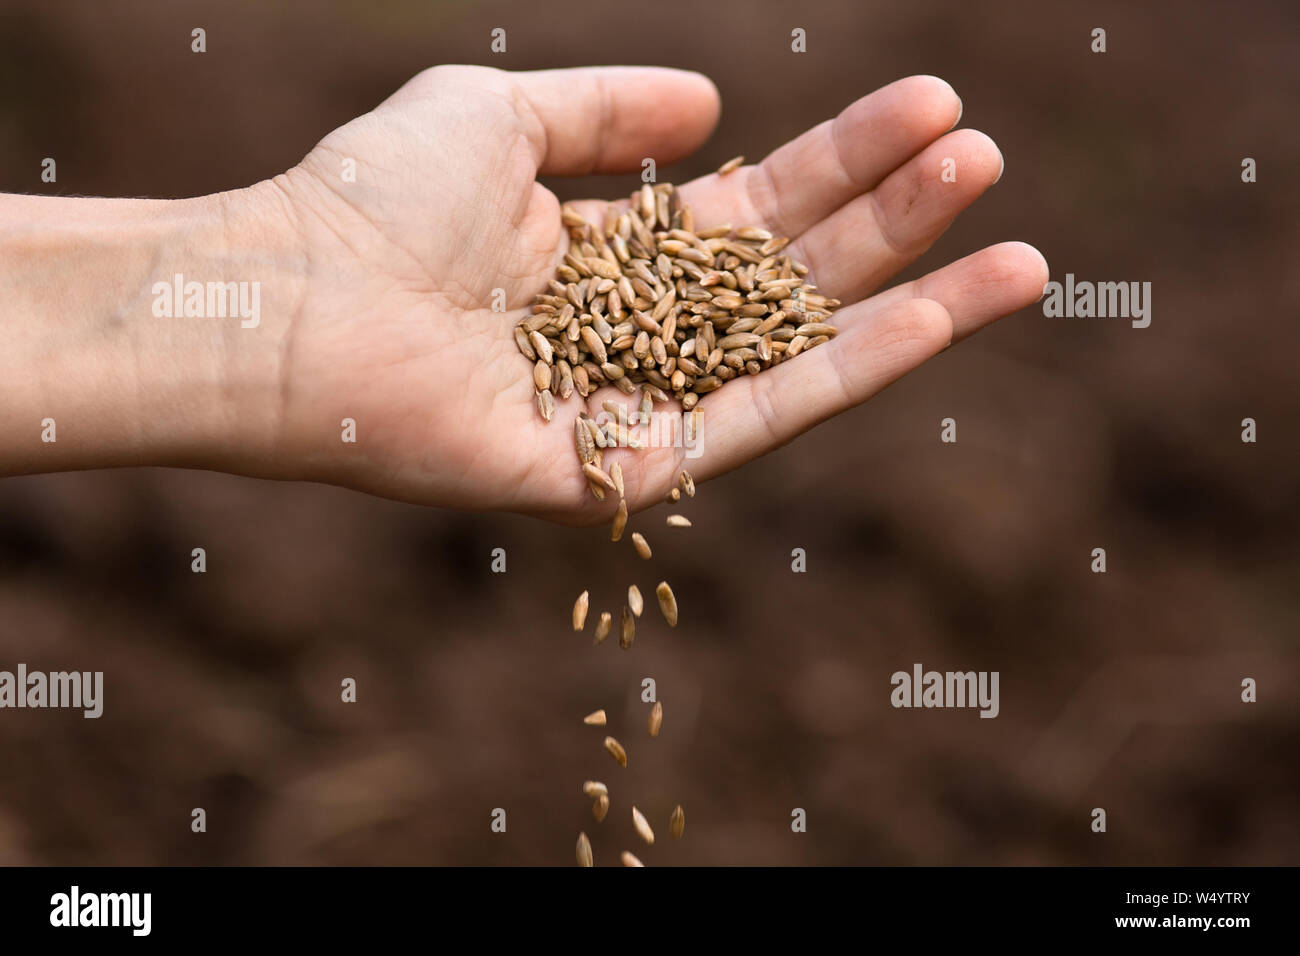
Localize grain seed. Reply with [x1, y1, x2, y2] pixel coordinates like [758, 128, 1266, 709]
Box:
[604, 735, 628, 768]
[621, 851, 645, 867]
[582, 462, 617, 492]
[577, 832, 593, 867]
[648, 701, 663, 738]
[611, 499, 628, 542]
[631, 532, 652, 560]
[656, 581, 678, 627]
[666, 515, 692, 528]
[670, 805, 685, 839]
[583, 781, 608, 798]
[628, 585, 644, 617]
[593, 793, 610, 823]
[583, 709, 606, 726]
[717, 155, 744, 175]
[631, 806, 655, 845]
[572, 590, 589, 631]
[610, 461, 625, 498]
[620, 605, 636, 649]
[679, 470, 696, 497]
[594, 611, 612, 645]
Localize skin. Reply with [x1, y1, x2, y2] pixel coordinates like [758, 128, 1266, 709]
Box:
[0, 65, 1047, 524]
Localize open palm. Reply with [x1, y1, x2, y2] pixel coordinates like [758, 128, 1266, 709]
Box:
[272, 65, 1046, 523]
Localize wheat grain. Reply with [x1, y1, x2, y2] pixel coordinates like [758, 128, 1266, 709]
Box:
[656, 581, 679, 627]
[679, 470, 695, 497]
[593, 793, 610, 823]
[604, 735, 628, 767]
[619, 605, 635, 649]
[577, 832, 594, 867]
[621, 850, 645, 867]
[572, 590, 589, 631]
[718, 155, 744, 175]
[631, 532, 652, 560]
[583, 780, 608, 798]
[611, 499, 628, 542]
[632, 806, 655, 845]
[648, 701, 662, 738]
[628, 585, 644, 617]
[670, 805, 685, 839]
[594, 611, 612, 645]
[666, 515, 692, 528]
[583, 709, 606, 726]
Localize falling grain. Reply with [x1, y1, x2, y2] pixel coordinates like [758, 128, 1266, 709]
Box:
[679, 470, 696, 497]
[611, 499, 628, 542]
[628, 585, 644, 617]
[717, 155, 745, 175]
[670, 805, 685, 839]
[631, 532, 652, 560]
[583, 709, 606, 726]
[656, 581, 679, 627]
[593, 793, 610, 823]
[594, 611, 612, 645]
[620, 605, 636, 650]
[621, 851, 645, 867]
[632, 806, 655, 845]
[576, 832, 593, 867]
[572, 590, 589, 631]
[604, 735, 628, 768]
[666, 515, 692, 528]
[583, 781, 608, 798]
[648, 701, 662, 738]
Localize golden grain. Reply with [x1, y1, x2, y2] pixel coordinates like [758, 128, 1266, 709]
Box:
[631, 806, 655, 845]
[604, 735, 628, 768]
[648, 701, 663, 738]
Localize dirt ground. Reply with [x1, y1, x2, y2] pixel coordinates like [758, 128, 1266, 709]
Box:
[0, 0, 1296, 865]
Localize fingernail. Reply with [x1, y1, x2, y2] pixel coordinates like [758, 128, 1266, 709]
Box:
[993, 153, 1004, 185]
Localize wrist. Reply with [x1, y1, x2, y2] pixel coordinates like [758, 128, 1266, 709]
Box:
[0, 183, 305, 478]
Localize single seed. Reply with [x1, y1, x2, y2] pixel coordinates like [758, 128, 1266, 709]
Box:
[632, 806, 655, 845]
[621, 851, 645, 867]
[610, 461, 625, 498]
[594, 611, 612, 645]
[582, 462, 617, 492]
[656, 581, 679, 627]
[628, 585, 644, 617]
[537, 389, 555, 422]
[631, 532, 652, 560]
[679, 470, 695, 497]
[611, 498, 628, 542]
[717, 155, 744, 175]
[666, 515, 692, 528]
[593, 794, 610, 823]
[604, 735, 628, 767]
[620, 605, 636, 649]
[583, 780, 608, 798]
[577, 832, 593, 867]
[572, 590, 589, 631]
[583, 709, 606, 726]
[670, 805, 685, 839]
[665, 487, 681, 503]
[648, 701, 662, 738]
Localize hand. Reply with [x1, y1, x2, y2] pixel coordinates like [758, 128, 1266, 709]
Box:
[268, 65, 1046, 522]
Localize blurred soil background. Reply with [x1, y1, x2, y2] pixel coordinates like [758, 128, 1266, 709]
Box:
[0, 0, 1296, 864]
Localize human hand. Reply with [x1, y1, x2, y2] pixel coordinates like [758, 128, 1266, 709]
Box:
[267, 65, 1046, 522]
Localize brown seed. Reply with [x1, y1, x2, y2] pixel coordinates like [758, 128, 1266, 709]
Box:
[593, 794, 610, 823]
[717, 155, 744, 175]
[620, 605, 636, 649]
[648, 701, 662, 738]
[666, 515, 692, 528]
[537, 389, 555, 422]
[611, 498, 628, 542]
[583, 709, 606, 726]
[628, 585, 644, 617]
[670, 805, 685, 839]
[664, 487, 681, 503]
[610, 461, 625, 499]
[604, 735, 628, 767]
[572, 590, 589, 631]
[594, 612, 612, 645]
[631, 532, 652, 560]
[679, 470, 696, 497]
[576, 832, 593, 867]
[582, 462, 617, 492]
[574, 417, 596, 464]
[656, 581, 679, 627]
[533, 360, 552, 392]
[583, 780, 608, 798]
[631, 806, 655, 845]
[621, 851, 645, 868]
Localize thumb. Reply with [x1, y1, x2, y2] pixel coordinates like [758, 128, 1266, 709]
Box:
[506, 66, 721, 176]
